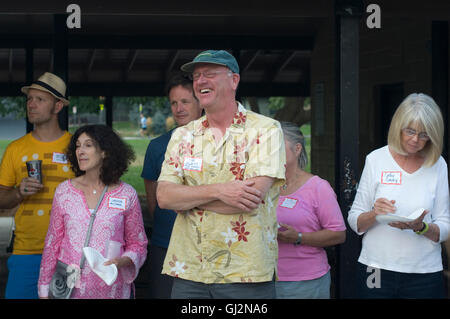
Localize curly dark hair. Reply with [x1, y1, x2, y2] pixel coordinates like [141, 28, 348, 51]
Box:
[66, 124, 136, 185]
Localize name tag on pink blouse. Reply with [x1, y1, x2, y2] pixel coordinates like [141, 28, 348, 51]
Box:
[279, 197, 298, 209]
[381, 171, 402, 185]
[183, 157, 203, 171]
[108, 197, 127, 210]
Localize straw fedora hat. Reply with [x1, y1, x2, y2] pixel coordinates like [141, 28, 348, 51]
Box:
[21, 72, 69, 106]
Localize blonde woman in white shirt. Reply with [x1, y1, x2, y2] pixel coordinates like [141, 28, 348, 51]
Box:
[348, 93, 449, 299]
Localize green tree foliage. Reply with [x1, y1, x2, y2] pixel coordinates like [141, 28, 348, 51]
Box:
[268, 97, 285, 114]
[117, 96, 170, 118]
[69, 96, 103, 114]
[0, 96, 26, 119]
[68, 96, 170, 117]
[151, 110, 167, 135]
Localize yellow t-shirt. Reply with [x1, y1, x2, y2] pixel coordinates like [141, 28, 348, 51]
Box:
[0, 132, 74, 254]
[159, 103, 286, 283]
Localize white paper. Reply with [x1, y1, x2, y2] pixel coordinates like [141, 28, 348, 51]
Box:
[83, 247, 118, 286]
[407, 208, 425, 220]
[375, 207, 426, 224]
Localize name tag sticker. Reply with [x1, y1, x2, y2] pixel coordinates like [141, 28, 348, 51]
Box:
[183, 157, 203, 172]
[108, 197, 127, 210]
[381, 171, 402, 185]
[52, 152, 68, 164]
[280, 197, 298, 209]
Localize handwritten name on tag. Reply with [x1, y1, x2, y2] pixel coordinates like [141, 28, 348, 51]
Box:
[279, 197, 298, 209]
[183, 157, 203, 172]
[381, 171, 402, 185]
[108, 197, 127, 210]
[52, 152, 68, 164]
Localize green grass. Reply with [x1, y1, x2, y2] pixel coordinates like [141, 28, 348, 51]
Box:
[122, 164, 146, 195]
[112, 121, 141, 138]
[122, 138, 151, 195]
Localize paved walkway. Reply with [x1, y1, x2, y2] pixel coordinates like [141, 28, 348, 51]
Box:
[0, 118, 25, 140]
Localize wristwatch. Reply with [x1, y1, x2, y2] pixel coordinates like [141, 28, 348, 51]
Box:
[294, 232, 302, 246]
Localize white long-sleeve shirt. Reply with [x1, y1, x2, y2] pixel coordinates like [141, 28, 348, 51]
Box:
[348, 145, 450, 273]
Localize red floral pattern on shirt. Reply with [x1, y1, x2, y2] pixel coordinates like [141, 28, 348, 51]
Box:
[231, 215, 250, 242]
[179, 142, 194, 156]
[233, 111, 247, 125]
[230, 162, 245, 181]
[167, 156, 181, 168]
[168, 254, 188, 277]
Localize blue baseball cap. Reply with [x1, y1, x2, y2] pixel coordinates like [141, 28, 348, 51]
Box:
[181, 50, 240, 74]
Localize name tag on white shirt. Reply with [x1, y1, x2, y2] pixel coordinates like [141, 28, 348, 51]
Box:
[183, 157, 203, 172]
[52, 152, 68, 164]
[279, 197, 298, 209]
[381, 171, 402, 185]
[108, 197, 127, 210]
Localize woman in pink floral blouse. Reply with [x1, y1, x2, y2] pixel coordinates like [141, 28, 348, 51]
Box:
[38, 125, 148, 299]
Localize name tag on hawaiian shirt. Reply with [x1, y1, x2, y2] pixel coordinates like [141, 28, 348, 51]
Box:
[52, 152, 68, 164]
[108, 197, 127, 210]
[381, 171, 402, 185]
[183, 157, 203, 171]
[280, 197, 298, 209]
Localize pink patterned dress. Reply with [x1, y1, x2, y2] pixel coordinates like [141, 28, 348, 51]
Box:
[38, 180, 148, 299]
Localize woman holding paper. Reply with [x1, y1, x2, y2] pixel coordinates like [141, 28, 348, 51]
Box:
[348, 93, 450, 298]
[38, 124, 148, 299]
[275, 122, 346, 299]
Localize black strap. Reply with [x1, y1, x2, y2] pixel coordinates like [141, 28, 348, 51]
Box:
[33, 80, 66, 99]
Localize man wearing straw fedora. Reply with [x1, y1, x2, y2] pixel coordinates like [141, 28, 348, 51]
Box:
[0, 72, 74, 298]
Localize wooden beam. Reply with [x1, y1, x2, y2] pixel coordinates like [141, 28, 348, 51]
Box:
[432, 21, 449, 163]
[0, 1, 333, 17]
[87, 49, 96, 71]
[266, 50, 297, 82]
[164, 50, 179, 81]
[334, 0, 363, 299]
[122, 49, 138, 82]
[127, 49, 139, 73]
[0, 81, 309, 97]
[8, 49, 13, 82]
[25, 46, 33, 133]
[0, 34, 315, 50]
[53, 14, 69, 130]
[240, 50, 260, 74]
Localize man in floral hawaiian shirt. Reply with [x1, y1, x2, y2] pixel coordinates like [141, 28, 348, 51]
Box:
[157, 50, 286, 299]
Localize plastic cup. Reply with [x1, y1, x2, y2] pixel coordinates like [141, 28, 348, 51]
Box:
[26, 160, 42, 184]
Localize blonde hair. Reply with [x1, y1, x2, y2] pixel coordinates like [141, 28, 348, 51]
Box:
[387, 93, 444, 166]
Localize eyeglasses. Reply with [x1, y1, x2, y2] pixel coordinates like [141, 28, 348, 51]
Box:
[402, 128, 430, 141]
[190, 70, 231, 81]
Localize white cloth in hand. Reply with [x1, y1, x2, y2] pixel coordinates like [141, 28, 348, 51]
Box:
[83, 247, 118, 286]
